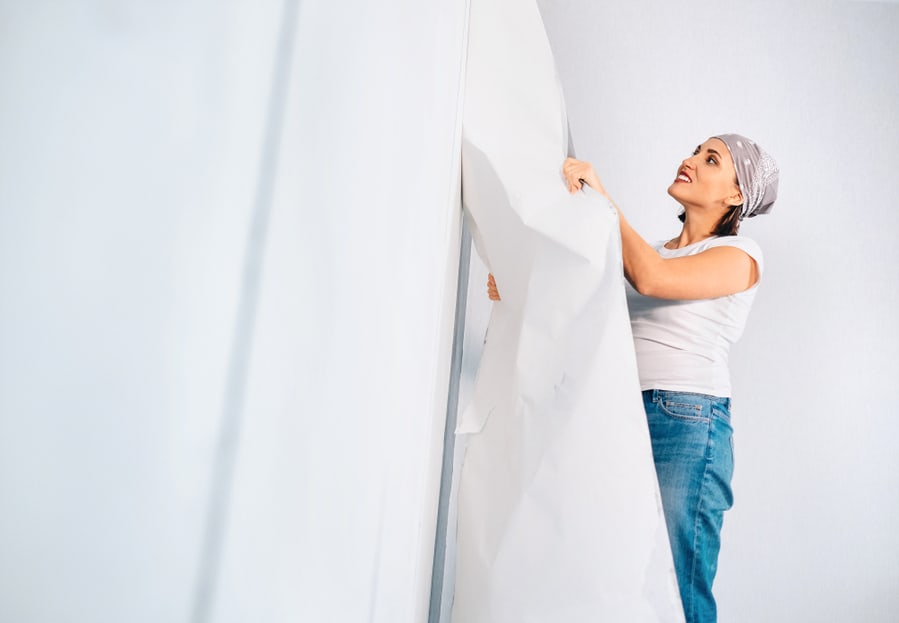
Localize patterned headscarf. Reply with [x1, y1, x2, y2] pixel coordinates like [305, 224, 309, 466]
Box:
[713, 133, 779, 219]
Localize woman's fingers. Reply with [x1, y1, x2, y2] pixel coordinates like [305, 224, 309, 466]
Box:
[486, 273, 501, 301]
[562, 157, 591, 191]
[562, 157, 608, 197]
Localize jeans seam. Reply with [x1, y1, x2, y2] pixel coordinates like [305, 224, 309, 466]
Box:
[688, 420, 714, 622]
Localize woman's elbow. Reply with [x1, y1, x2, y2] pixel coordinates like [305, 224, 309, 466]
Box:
[629, 274, 659, 297]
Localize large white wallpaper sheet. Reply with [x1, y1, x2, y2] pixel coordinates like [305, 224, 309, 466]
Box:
[451, 1, 684, 620]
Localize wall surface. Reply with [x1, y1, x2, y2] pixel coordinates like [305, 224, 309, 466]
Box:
[0, 1, 469, 621]
[0, 2, 282, 620]
[535, 0, 899, 620]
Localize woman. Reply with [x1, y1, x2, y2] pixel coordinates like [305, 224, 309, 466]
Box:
[487, 134, 779, 623]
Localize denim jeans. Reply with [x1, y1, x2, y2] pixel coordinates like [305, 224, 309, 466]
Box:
[642, 389, 734, 623]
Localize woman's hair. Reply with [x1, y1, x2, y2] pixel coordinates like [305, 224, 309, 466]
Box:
[677, 204, 742, 236]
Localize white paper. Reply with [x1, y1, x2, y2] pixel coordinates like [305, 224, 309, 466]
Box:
[451, 0, 685, 620]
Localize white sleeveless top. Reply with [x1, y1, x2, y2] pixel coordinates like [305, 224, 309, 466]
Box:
[625, 235, 763, 397]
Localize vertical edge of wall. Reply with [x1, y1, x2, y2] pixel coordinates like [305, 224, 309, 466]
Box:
[419, 1, 472, 620]
[428, 222, 471, 623]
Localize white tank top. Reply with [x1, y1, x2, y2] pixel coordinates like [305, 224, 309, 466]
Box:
[625, 235, 763, 397]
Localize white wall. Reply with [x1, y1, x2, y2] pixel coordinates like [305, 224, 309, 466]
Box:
[537, 0, 899, 620]
[0, 1, 469, 621]
[0, 2, 281, 620]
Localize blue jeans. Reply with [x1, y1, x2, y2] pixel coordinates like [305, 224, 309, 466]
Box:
[643, 389, 734, 623]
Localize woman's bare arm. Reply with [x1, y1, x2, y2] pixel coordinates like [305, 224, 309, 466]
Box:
[562, 157, 758, 300]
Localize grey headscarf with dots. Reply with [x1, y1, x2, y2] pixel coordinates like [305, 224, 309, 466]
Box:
[713, 133, 779, 219]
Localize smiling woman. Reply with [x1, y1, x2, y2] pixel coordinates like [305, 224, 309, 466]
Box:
[562, 134, 779, 622]
[490, 133, 779, 622]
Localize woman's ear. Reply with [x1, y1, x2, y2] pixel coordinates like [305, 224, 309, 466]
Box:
[729, 188, 744, 209]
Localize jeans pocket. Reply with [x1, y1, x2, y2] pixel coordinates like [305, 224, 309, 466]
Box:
[657, 394, 709, 422]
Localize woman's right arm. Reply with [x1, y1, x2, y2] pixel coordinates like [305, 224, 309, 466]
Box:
[562, 158, 757, 300]
[560, 157, 666, 292]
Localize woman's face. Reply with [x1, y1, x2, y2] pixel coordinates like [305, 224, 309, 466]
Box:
[667, 137, 743, 211]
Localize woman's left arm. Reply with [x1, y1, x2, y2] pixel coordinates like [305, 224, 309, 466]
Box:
[616, 210, 758, 299]
[562, 158, 758, 300]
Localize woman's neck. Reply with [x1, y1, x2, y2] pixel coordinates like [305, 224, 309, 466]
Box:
[667, 214, 720, 249]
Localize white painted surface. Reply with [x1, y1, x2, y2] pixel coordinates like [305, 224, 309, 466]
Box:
[0, 2, 281, 620]
[0, 1, 469, 621]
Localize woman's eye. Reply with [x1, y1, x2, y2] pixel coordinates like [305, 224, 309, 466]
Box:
[706, 156, 718, 165]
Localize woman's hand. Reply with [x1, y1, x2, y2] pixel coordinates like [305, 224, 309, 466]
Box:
[562, 157, 608, 197]
[487, 273, 501, 301]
